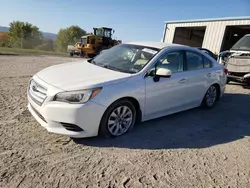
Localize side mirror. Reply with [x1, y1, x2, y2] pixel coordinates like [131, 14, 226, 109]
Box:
[153, 68, 172, 82]
[156, 68, 172, 78]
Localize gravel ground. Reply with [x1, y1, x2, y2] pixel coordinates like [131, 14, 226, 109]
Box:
[0, 55, 250, 188]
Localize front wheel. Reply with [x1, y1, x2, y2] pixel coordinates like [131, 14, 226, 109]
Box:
[80, 50, 85, 57]
[99, 100, 137, 138]
[202, 85, 218, 108]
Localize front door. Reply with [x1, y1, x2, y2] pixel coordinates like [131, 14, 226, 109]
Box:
[145, 50, 189, 118]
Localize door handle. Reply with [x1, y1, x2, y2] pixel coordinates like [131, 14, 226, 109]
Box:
[207, 73, 212, 77]
[179, 78, 187, 83]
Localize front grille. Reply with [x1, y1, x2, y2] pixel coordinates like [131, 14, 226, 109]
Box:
[61, 123, 84, 132]
[28, 79, 47, 106]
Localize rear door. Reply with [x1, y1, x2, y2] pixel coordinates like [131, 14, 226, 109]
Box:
[182, 50, 214, 105]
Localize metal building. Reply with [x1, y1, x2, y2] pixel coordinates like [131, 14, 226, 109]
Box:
[162, 17, 250, 53]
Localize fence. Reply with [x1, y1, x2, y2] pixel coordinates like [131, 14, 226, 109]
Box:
[0, 36, 57, 51]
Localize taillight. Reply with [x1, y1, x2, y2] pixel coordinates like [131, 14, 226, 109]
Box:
[224, 68, 228, 74]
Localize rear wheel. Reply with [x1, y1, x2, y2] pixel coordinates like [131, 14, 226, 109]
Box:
[99, 100, 137, 138]
[202, 85, 218, 108]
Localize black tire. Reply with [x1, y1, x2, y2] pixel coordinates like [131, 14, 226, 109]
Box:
[99, 99, 137, 138]
[201, 85, 218, 109]
[87, 54, 96, 58]
[80, 50, 85, 57]
[69, 52, 74, 57]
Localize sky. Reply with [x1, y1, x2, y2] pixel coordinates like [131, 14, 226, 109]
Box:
[0, 0, 250, 42]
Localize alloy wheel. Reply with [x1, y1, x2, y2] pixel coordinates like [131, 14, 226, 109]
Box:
[107, 106, 133, 136]
[205, 85, 217, 107]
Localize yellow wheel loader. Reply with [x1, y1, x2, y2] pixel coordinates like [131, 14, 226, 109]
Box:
[77, 27, 122, 58]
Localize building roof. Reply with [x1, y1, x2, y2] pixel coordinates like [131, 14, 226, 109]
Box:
[165, 16, 250, 24]
[125, 41, 182, 49]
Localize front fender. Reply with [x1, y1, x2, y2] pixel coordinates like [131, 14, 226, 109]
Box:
[91, 76, 146, 115]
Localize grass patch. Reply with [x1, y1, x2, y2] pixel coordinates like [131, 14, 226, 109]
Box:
[0, 47, 67, 56]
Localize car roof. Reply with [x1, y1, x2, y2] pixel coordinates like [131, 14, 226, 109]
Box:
[124, 41, 184, 49]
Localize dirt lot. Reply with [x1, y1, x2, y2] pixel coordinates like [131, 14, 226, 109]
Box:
[0, 55, 250, 188]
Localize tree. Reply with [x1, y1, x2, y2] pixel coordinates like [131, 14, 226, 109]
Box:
[56, 25, 87, 52]
[8, 21, 43, 48]
[35, 39, 55, 51]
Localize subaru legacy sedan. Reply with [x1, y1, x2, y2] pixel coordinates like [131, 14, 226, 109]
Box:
[27, 42, 227, 138]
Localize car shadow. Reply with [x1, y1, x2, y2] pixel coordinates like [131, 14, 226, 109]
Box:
[73, 93, 250, 150]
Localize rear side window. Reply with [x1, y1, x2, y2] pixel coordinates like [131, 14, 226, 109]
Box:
[186, 51, 203, 71]
[203, 56, 213, 68]
[185, 51, 213, 71]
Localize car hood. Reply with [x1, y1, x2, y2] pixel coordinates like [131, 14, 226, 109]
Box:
[36, 60, 132, 91]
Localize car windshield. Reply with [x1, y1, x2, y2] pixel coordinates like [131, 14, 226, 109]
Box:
[91, 44, 160, 73]
[231, 35, 250, 51]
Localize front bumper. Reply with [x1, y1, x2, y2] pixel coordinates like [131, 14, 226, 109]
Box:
[227, 72, 250, 83]
[27, 77, 107, 138]
[71, 50, 80, 55]
[28, 99, 106, 138]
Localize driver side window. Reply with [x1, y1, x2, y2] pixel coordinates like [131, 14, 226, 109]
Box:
[147, 51, 184, 76]
[156, 51, 184, 73]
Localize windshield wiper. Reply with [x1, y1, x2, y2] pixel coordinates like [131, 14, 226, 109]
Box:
[100, 65, 134, 73]
[87, 58, 96, 64]
[103, 65, 122, 71]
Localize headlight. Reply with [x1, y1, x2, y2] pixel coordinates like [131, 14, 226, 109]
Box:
[53, 88, 102, 104]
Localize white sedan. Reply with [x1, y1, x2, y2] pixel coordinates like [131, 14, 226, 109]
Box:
[27, 42, 227, 138]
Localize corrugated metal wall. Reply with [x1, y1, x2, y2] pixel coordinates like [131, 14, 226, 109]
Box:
[163, 19, 250, 53]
